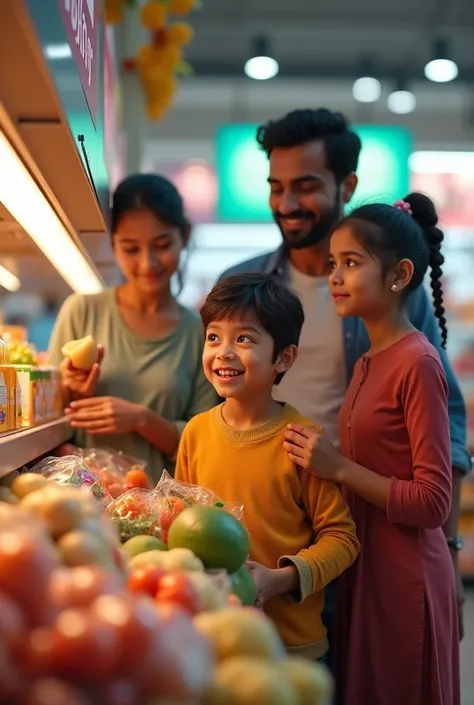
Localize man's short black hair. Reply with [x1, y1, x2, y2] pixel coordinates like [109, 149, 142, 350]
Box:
[200, 273, 304, 385]
[256, 108, 362, 184]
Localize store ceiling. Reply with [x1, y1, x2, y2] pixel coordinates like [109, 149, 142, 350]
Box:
[122, 0, 474, 147]
[183, 0, 474, 81]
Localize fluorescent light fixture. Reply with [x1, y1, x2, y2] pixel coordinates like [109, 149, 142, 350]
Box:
[0, 264, 20, 292]
[44, 43, 72, 60]
[410, 151, 474, 175]
[387, 88, 416, 114]
[352, 76, 381, 103]
[424, 40, 458, 83]
[244, 36, 279, 81]
[0, 130, 103, 294]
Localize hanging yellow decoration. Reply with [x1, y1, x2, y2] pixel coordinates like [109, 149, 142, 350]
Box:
[169, 0, 195, 15]
[168, 22, 194, 45]
[140, 1, 168, 30]
[117, 0, 201, 120]
[104, 0, 126, 25]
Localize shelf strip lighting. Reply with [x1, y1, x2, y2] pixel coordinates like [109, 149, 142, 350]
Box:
[0, 263, 20, 292]
[0, 130, 103, 294]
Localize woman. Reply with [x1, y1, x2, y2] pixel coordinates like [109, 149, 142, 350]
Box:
[48, 173, 217, 480]
[283, 194, 459, 705]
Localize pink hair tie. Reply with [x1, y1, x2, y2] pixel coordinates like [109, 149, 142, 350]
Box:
[393, 199, 413, 216]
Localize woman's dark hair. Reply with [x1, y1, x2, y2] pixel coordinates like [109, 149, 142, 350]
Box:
[256, 108, 362, 184]
[111, 173, 189, 235]
[200, 273, 305, 385]
[337, 192, 447, 347]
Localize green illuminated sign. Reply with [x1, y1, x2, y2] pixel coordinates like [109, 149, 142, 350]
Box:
[216, 124, 413, 222]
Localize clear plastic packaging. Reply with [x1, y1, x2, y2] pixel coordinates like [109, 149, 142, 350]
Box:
[82, 448, 149, 498]
[107, 470, 245, 544]
[156, 470, 245, 522]
[30, 455, 112, 507]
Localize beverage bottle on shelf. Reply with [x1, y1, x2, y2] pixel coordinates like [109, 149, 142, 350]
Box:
[0, 337, 10, 432]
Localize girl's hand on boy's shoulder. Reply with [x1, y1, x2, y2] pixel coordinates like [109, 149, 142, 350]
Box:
[283, 423, 344, 481]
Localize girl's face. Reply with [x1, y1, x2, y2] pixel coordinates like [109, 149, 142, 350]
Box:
[329, 224, 396, 320]
[113, 209, 187, 294]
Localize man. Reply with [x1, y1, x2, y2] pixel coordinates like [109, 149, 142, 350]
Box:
[218, 107, 470, 660]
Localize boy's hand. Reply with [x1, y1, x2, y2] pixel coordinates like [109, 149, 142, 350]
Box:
[246, 561, 299, 609]
[283, 423, 343, 480]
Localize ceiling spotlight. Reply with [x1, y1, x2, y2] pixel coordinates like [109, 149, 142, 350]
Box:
[424, 39, 458, 83]
[387, 82, 416, 114]
[353, 77, 381, 103]
[352, 59, 381, 103]
[244, 36, 279, 81]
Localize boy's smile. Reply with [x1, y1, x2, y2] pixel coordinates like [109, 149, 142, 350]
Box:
[203, 314, 284, 399]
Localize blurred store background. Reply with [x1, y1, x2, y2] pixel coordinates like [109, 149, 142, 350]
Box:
[1, 1, 474, 699]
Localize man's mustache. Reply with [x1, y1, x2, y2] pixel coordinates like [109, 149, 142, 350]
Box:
[276, 211, 315, 222]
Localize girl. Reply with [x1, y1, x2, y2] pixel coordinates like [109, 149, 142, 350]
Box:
[283, 193, 460, 705]
[48, 173, 217, 480]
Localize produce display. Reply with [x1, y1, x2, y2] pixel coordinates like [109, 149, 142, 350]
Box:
[0, 473, 334, 704]
[7, 339, 38, 366]
[61, 335, 98, 371]
[107, 470, 245, 545]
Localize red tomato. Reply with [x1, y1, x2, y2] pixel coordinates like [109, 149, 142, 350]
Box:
[128, 566, 166, 597]
[49, 566, 122, 610]
[155, 573, 201, 616]
[21, 678, 88, 705]
[22, 628, 54, 678]
[159, 497, 187, 543]
[51, 608, 120, 682]
[95, 679, 138, 705]
[90, 594, 157, 676]
[115, 497, 145, 520]
[107, 483, 124, 499]
[0, 532, 58, 626]
[0, 590, 26, 652]
[141, 602, 214, 700]
[0, 638, 26, 701]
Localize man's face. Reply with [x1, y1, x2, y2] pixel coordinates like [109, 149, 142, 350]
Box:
[268, 140, 343, 249]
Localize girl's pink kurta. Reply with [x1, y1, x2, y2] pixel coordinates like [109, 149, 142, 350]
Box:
[335, 332, 460, 705]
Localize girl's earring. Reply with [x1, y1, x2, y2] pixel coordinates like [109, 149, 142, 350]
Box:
[391, 284, 398, 292]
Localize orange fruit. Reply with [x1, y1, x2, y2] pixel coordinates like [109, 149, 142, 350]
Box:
[125, 469, 151, 490]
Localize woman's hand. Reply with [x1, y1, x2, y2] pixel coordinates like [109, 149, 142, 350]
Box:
[283, 423, 345, 481]
[60, 345, 104, 400]
[65, 396, 144, 435]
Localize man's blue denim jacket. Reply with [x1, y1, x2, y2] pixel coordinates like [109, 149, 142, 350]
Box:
[219, 245, 471, 475]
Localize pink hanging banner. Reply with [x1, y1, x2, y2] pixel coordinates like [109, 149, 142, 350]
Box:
[57, 0, 98, 125]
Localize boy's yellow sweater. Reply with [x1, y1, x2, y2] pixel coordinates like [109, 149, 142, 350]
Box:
[175, 403, 360, 659]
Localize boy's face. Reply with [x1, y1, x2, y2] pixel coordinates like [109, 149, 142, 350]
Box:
[203, 313, 294, 400]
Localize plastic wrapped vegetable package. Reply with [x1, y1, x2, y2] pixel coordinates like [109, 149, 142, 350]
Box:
[30, 455, 112, 508]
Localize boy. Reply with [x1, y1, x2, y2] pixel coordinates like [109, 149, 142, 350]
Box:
[175, 273, 360, 659]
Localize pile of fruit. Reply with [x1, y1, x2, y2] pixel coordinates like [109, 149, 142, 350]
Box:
[7, 339, 37, 366]
[123, 502, 257, 607]
[0, 475, 334, 704]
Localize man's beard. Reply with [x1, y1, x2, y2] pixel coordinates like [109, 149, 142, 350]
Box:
[274, 200, 341, 251]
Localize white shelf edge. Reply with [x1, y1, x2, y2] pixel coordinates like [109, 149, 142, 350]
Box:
[0, 418, 71, 477]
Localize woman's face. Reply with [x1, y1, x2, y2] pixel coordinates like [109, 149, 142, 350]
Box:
[113, 209, 187, 294]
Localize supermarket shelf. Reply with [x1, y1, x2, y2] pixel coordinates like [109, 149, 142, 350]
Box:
[0, 418, 71, 477]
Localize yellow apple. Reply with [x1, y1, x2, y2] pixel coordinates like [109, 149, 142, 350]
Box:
[61, 335, 98, 370]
